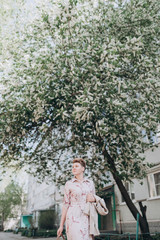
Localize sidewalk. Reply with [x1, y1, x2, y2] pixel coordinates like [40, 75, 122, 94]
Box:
[0, 232, 57, 240]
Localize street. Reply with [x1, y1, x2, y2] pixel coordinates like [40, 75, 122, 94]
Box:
[0, 232, 57, 240]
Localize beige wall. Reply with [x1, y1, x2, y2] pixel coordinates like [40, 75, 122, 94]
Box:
[27, 174, 63, 214]
[115, 144, 160, 233]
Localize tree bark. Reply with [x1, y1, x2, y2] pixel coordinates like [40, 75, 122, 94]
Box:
[102, 148, 152, 239]
[1, 213, 4, 231]
[138, 202, 151, 239]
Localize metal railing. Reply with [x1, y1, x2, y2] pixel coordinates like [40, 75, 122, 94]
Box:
[95, 232, 160, 240]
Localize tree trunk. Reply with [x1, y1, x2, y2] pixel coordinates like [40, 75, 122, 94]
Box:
[102, 149, 152, 239]
[138, 202, 151, 240]
[1, 213, 4, 231]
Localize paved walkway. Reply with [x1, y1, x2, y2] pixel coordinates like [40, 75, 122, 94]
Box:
[0, 232, 57, 240]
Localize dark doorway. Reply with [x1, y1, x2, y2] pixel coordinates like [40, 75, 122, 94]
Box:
[99, 196, 113, 231]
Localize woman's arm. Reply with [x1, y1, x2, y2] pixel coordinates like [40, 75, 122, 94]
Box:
[86, 193, 96, 202]
[57, 206, 68, 236]
[86, 180, 96, 202]
[60, 205, 68, 227]
[57, 181, 70, 237]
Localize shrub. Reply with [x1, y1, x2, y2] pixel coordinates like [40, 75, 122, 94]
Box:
[21, 229, 64, 237]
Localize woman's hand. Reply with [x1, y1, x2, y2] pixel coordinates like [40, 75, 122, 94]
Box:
[86, 193, 95, 202]
[57, 226, 63, 237]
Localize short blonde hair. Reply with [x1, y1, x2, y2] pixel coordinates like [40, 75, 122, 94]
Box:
[73, 158, 86, 169]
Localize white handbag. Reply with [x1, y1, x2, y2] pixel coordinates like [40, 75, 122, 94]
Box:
[94, 197, 109, 216]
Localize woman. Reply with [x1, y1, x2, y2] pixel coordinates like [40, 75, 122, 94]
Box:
[57, 158, 96, 240]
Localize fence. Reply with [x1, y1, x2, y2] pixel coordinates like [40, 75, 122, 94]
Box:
[95, 233, 160, 240]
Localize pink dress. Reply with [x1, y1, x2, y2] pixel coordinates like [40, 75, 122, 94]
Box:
[63, 177, 95, 240]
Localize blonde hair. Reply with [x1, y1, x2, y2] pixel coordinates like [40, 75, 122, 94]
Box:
[73, 158, 86, 169]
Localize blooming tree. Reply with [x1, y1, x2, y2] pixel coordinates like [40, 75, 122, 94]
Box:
[0, 0, 160, 236]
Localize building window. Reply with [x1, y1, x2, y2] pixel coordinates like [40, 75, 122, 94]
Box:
[148, 171, 160, 198]
[121, 182, 135, 203]
[154, 172, 160, 196]
[156, 125, 160, 143]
